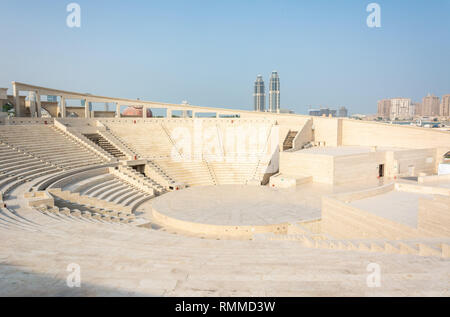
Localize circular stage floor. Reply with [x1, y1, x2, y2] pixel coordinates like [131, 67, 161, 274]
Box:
[151, 184, 321, 227]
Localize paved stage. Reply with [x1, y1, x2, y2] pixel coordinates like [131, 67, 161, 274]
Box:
[151, 185, 321, 227]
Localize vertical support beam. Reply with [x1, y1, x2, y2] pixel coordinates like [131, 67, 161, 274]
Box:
[12, 83, 20, 117]
[166, 108, 172, 118]
[36, 92, 42, 118]
[60, 96, 66, 118]
[115, 102, 120, 118]
[28, 91, 36, 118]
[84, 99, 90, 118]
[142, 106, 147, 119]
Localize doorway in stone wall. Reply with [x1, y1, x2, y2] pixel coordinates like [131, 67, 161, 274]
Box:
[378, 164, 384, 178]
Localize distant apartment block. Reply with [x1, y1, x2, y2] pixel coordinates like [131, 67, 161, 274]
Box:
[377, 94, 449, 119]
[422, 94, 440, 116]
[410, 102, 419, 117]
[440, 95, 450, 117]
[390, 98, 412, 120]
[377, 99, 391, 119]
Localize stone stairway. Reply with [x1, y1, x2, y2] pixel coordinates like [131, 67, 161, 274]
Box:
[146, 160, 178, 189]
[283, 130, 298, 151]
[36, 203, 135, 224]
[48, 187, 149, 216]
[112, 165, 164, 195]
[84, 133, 127, 160]
[256, 230, 450, 258]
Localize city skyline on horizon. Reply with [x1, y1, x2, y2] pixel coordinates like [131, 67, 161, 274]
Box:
[0, 0, 449, 115]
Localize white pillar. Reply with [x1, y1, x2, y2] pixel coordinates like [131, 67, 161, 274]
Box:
[60, 96, 66, 118]
[115, 103, 120, 118]
[167, 108, 172, 118]
[142, 106, 147, 119]
[28, 91, 36, 117]
[13, 83, 20, 117]
[84, 99, 90, 118]
[36, 92, 42, 118]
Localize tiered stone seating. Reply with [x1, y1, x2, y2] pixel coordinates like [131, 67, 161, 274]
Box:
[37, 200, 135, 224]
[146, 159, 178, 189]
[100, 119, 276, 186]
[48, 186, 147, 216]
[115, 165, 165, 194]
[98, 130, 136, 159]
[0, 125, 106, 169]
[33, 202, 139, 225]
[1, 207, 449, 296]
[156, 159, 215, 187]
[256, 224, 450, 259]
[84, 133, 127, 160]
[54, 169, 154, 212]
[208, 161, 266, 184]
[0, 143, 62, 196]
[103, 121, 175, 159]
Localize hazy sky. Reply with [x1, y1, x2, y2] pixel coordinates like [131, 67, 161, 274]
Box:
[1, 0, 449, 114]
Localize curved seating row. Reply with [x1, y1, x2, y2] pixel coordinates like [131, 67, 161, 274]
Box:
[35, 204, 135, 224]
[155, 160, 215, 187]
[0, 125, 106, 170]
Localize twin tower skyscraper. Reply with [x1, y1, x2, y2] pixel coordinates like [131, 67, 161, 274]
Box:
[254, 71, 280, 113]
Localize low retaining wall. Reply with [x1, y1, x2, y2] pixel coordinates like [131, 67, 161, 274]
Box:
[321, 182, 449, 240]
[152, 207, 289, 239]
[418, 174, 450, 184]
[418, 195, 450, 236]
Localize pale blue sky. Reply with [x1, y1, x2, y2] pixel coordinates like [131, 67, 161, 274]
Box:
[0, 0, 449, 114]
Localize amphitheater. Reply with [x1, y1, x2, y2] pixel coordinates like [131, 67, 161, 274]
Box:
[0, 82, 449, 296]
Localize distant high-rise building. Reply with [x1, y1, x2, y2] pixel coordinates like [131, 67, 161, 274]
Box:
[253, 75, 265, 112]
[338, 106, 348, 118]
[268, 71, 280, 113]
[440, 95, 450, 117]
[422, 94, 440, 116]
[414, 102, 423, 116]
[377, 99, 391, 119]
[390, 98, 411, 120]
[308, 107, 336, 117]
[410, 102, 419, 117]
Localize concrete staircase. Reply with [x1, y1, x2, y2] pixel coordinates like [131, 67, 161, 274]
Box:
[156, 159, 215, 187]
[84, 133, 127, 160]
[145, 160, 178, 189]
[256, 228, 450, 259]
[283, 130, 298, 151]
[114, 165, 165, 195]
